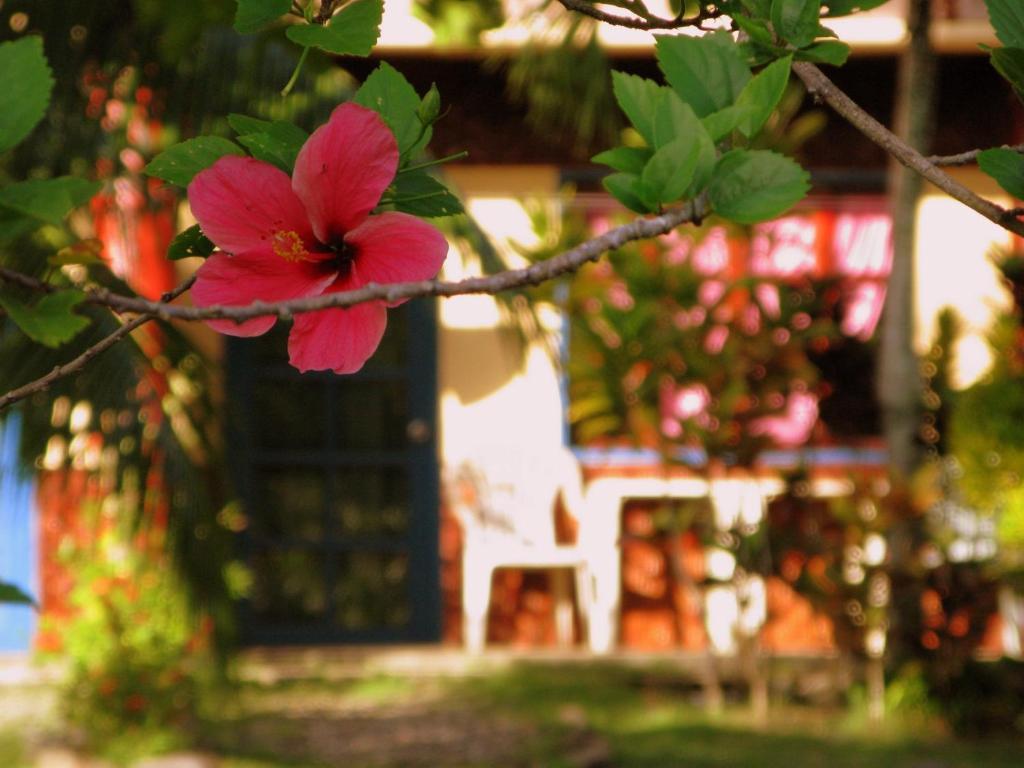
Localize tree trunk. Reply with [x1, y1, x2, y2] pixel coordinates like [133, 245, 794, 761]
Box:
[873, 0, 938, 722]
[881, 0, 936, 481]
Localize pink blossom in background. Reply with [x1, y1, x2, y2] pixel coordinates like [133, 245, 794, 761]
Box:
[842, 282, 887, 340]
[699, 280, 726, 307]
[740, 304, 761, 335]
[607, 281, 635, 310]
[749, 391, 819, 448]
[188, 103, 448, 374]
[704, 325, 729, 354]
[751, 216, 817, 277]
[660, 381, 711, 438]
[692, 227, 729, 274]
[754, 283, 781, 319]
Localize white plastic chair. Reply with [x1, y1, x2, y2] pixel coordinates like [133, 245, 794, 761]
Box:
[448, 445, 599, 653]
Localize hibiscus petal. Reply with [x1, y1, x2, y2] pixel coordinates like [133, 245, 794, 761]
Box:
[346, 212, 448, 305]
[287, 299, 388, 374]
[292, 103, 398, 243]
[188, 156, 314, 256]
[191, 250, 337, 337]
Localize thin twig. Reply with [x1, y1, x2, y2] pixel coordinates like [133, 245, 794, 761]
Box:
[0, 199, 708, 326]
[0, 275, 196, 412]
[927, 143, 1024, 167]
[557, 0, 696, 31]
[792, 62, 1024, 236]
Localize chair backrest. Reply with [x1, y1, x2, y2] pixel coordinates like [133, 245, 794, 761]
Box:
[452, 444, 585, 545]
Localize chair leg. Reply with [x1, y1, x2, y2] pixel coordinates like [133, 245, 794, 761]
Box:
[463, 556, 492, 654]
[551, 568, 574, 647]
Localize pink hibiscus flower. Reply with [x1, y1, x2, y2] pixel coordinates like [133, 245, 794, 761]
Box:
[188, 103, 448, 373]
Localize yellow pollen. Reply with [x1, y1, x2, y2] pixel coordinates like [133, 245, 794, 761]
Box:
[271, 230, 309, 262]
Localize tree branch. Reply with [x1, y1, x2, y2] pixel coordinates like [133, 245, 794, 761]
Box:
[2, 200, 709, 325]
[927, 143, 1024, 167]
[0, 275, 196, 413]
[792, 62, 1024, 237]
[556, 0, 696, 31]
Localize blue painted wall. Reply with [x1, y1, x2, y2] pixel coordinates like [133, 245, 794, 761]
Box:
[0, 414, 36, 652]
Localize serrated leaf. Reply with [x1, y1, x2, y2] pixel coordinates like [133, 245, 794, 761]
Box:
[702, 105, 747, 142]
[991, 47, 1024, 101]
[653, 89, 699, 147]
[145, 137, 245, 187]
[821, 0, 889, 16]
[387, 171, 463, 217]
[641, 137, 703, 204]
[795, 40, 851, 66]
[354, 62, 430, 157]
[611, 71, 663, 145]
[978, 147, 1024, 198]
[592, 147, 652, 175]
[49, 238, 105, 267]
[655, 32, 751, 118]
[168, 224, 216, 260]
[708, 149, 810, 224]
[234, 0, 291, 34]
[603, 173, 657, 214]
[772, 0, 822, 49]
[0, 37, 54, 155]
[0, 289, 91, 348]
[0, 581, 35, 606]
[237, 122, 308, 173]
[733, 55, 792, 137]
[0, 177, 101, 226]
[988, 0, 1024, 49]
[286, 0, 383, 56]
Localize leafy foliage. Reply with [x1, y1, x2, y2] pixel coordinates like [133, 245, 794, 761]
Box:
[144, 137, 246, 187]
[0, 290, 91, 348]
[0, 37, 54, 155]
[234, 0, 292, 34]
[286, 0, 384, 56]
[978, 147, 1024, 199]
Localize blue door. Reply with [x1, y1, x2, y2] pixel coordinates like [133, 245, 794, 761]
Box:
[228, 299, 441, 644]
[0, 414, 37, 652]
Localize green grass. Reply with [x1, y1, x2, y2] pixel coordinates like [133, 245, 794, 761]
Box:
[453, 664, 1024, 768]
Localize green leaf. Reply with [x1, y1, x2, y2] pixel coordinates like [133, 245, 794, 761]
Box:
[234, 0, 291, 34]
[0, 581, 35, 606]
[610, 71, 662, 145]
[0, 37, 54, 155]
[739, 0, 772, 16]
[285, 0, 383, 56]
[732, 14, 774, 46]
[237, 121, 309, 173]
[978, 147, 1024, 198]
[145, 137, 245, 187]
[354, 62, 431, 157]
[227, 113, 274, 135]
[989, 0, 1024, 49]
[708, 149, 810, 224]
[49, 239, 105, 267]
[592, 147, 652, 175]
[0, 289, 91, 348]
[655, 32, 751, 118]
[772, 0, 822, 49]
[603, 173, 657, 214]
[0, 177, 101, 226]
[702, 105, 747, 142]
[733, 55, 792, 137]
[0, 210, 39, 244]
[387, 171, 463, 217]
[821, 0, 889, 16]
[418, 83, 442, 126]
[795, 40, 851, 66]
[641, 137, 703, 204]
[991, 47, 1024, 100]
[649, 91, 715, 195]
[168, 224, 216, 261]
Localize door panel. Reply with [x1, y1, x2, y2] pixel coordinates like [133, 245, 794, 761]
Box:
[229, 299, 440, 644]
